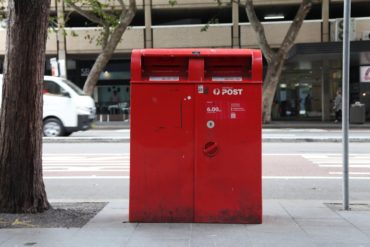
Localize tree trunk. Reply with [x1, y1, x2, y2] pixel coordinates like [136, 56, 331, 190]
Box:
[83, 12, 136, 96]
[0, 0, 51, 213]
[262, 57, 285, 123]
[245, 0, 312, 123]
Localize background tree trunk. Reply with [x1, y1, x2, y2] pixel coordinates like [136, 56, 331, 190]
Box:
[262, 58, 285, 123]
[65, 0, 137, 96]
[0, 0, 51, 213]
[245, 0, 312, 123]
[83, 12, 136, 96]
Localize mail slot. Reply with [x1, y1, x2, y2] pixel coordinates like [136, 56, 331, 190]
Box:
[130, 49, 262, 224]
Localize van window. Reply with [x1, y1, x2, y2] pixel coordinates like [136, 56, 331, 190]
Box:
[61, 79, 85, 96]
[44, 80, 68, 96]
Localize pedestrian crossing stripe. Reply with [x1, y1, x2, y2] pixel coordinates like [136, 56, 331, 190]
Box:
[303, 154, 370, 177]
[320, 165, 370, 168]
[42, 154, 130, 174]
[41, 153, 370, 178]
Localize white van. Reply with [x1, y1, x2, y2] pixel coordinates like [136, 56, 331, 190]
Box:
[0, 75, 96, 137]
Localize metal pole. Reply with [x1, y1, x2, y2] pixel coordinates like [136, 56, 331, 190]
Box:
[342, 0, 351, 211]
[56, 0, 67, 78]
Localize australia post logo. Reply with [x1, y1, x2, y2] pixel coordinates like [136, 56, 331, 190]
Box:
[213, 87, 243, 96]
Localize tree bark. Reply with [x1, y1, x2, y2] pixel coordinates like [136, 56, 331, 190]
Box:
[245, 0, 312, 123]
[65, 0, 137, 96]
[245, 0, 273, 63]
[83, 5, 136, 96]
[83, 9, 136, 96]
[262, 56, 285, 123]
[0, 0, 51, 213]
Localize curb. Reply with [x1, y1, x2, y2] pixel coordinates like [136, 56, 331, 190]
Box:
[263, 138, 370, 143]
[43, 137, 370, 143]
[93, 125, 130, 130]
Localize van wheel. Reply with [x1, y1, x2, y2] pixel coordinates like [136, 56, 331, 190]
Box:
[43, 118, 64, 137]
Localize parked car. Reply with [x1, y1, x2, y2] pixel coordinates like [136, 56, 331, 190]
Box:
[0, 75, 96, 137]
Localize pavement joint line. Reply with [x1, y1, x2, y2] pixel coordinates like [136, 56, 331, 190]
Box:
[329, 203, 370, 238]
[278, 201, 315, 245]
[123, 222, 140, 247]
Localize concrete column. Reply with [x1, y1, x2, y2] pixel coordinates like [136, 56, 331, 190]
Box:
[57, 0, 67, 78]
[322, 0, 330, 42]
[144, 0, 153, 48]
[321, 0, 331, 121]
[321, 60, 331, 121]
[232, 0, 240, 48]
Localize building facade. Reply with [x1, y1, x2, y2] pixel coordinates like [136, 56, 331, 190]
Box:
[1, 0, 370, 121]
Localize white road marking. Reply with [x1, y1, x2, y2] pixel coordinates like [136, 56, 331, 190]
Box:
[43, 154, 130, 176]
[263, 153, 369, 156]
[303, 154, 370, 178]
[262, 134, 297, 137]
[44, 176, 130, 179]
[310, 160, 370, 164]
[42, 153, 370, 179]
[262, 129, 328, 132]
[262, 176, 370, 180]
[329, 172, 370, 175]
[44, 153, 130, 156]
[44, 161, 130, 165]
[115, 129, 130, 133]
[319, 165, 370, 168]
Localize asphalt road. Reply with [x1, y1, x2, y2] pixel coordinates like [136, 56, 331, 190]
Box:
[57, 128, 370, 143]
[43, 142, 370, 202]
[43, 142, 370, 154]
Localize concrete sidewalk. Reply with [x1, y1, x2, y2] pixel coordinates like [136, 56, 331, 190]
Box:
[1, 200, 370, 247]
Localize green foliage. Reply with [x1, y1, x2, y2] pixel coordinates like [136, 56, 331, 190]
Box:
[215, 0, 233, 7]
[168, 0, 177, 6]
[199, 0, 228, 32]
[0, 2, 6, 21]
[84, 33, 93, 43]
[70, 30, 78, 37]
[201, 17, 219, 32]
[49, 16, 58, 29]
[64, 0, 128, 48]
[65, 0, 121, 28]
[168, 0, 231, 7]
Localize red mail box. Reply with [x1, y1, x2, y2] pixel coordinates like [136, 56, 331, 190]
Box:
[130, 49, 262, 224]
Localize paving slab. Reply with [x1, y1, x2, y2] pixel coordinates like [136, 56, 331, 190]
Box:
[246, 231, 316, 247]
[1, 200, 370, 247]
[0, 228, 80, 247]
[0, 230, 14, 246]
[190, 224, 249, 247]
[126, 224, 191, 247]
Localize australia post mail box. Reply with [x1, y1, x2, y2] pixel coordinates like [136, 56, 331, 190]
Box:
[129, 49, 262, 224]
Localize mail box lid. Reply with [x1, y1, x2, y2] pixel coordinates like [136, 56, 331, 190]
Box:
[131, 49, 262, 83]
